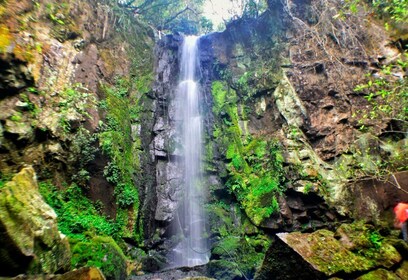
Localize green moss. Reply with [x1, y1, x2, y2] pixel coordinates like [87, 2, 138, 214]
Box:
[71, 236, 127, 280]
[211, 81, 227, 114]
[284, 223, 402, 276]
[207, 259, 242, 280]
[357, 268, 400, 280]
[211, 80, 286, 225]
[211, 234, 267, 279]
[38, 181, 122, 241]
[98, 77, 144, 241]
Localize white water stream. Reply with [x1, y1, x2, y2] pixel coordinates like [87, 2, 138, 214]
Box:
[172, 36, 209, 267]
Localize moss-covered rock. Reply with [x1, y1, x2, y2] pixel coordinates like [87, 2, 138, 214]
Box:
[356, 268, 400, 280]
[281, 230, 400, 275]
[0, 166, 71, 276]
[395, 261, 408, 279]
[58, 267, 106, 280]
[207, 259, 243, 280]
[256, 222, 402, 279]
[71, 236, 127, 280]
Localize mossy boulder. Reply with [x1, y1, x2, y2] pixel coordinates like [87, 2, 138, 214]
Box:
[255, 222, 402, 279]
[0, 166, 71, 276]
[207, 259, 243, 280]
[356, 268, 400, 280]
[71, 236, 127, 280]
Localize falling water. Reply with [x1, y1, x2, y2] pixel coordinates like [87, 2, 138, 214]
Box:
[171, 36, 209, 267]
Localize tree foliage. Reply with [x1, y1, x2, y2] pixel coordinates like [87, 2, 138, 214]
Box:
[117, 0, 212, 34]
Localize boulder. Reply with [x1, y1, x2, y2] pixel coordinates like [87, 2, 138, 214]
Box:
[58, 267, 106, 280]
[0, 166, 71, 276]
[255, 223, 402, 279]
[8, 267, 105, 280]
[356, 268, 400, 280]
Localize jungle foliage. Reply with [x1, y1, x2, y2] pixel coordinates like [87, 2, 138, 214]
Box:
[211, 81, 286, 226]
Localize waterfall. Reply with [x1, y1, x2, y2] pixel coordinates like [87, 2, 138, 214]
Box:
[171, 35, 209, 267]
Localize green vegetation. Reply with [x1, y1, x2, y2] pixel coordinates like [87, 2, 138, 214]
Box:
[38, 181, 123, 241]
[55, 84, 96, 135]
[70, 127, 97, 187]
[372, 0, 408, 22]
[347, 53, 408, 180]
[115, 0, 213, 34]
[207, 202, 271, 279]
[98, 78, 140, 214]
[211, 81, 286, 226]
[43, 1, 79, 42]
[354, 53, 407, 131]
[342, 0, 408, 29]
[71, 236, 127, 280]
[38, 179, 134, 277]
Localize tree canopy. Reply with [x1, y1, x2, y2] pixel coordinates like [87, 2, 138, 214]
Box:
[118, 0, 212, 34]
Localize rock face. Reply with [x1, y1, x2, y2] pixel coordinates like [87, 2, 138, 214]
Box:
[343, 171, 408, 222]
[0, 166, 71, 276]
[255, 223, 406, 280]
[195, 0, 407, 232]
[138, 34, 184, 243]
[0, 0, 155, 220]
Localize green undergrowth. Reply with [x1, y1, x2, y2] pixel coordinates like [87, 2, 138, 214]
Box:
[71, 236, 127, 280]
[98, 77, 142, 241]
[211, 81, 286, 226]
[39, 181, 130, 278]
[353, 53, 408, 134]
[38, 181, 123, 241]
[207, 201, 271, 279]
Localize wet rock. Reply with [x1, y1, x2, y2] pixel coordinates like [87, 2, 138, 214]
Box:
[132, 264, 208, 280]
[141, 250, 167, 273]
[255, 235, 326, 280]
[260, 189, 343, 232]
[0, 167, 71, 276]
[339, 171, 408, 223]
[4, 118, 33, 140]
[207, 260, 243, 280]
[0, 55, 34, 97]
[154, 160, 183, 222]
[153, 133, 167, 157]
[255, 223, 402, 279]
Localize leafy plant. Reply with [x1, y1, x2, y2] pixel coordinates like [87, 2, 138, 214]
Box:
[353, 53, 407, 134]
[38, 182, 123, 241]
[115, 183, 138, 208]
[372, 0, 408, 22]
[97, 78, 141, 233]
[369, 230, 383, 249]
[211, 81, 286, 225]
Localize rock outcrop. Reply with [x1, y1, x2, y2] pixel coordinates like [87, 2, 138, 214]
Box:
[0, 166, 71, 276]
[9, 267, 106, 280]
[255, 222, 407, 279]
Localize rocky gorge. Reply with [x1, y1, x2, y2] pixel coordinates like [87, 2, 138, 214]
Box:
[0, 0, 407, 279]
